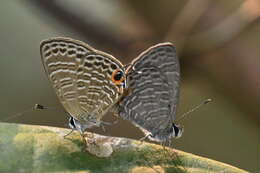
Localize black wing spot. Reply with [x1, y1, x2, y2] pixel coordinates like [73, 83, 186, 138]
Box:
[68, 44, 75, 49]
[60, 43, 66, 47]
[52, 48, 58, 54]
[107, 70, 113, 75]
[77, 67, 83, 73]
[69, 117, 76, 129]
[104, 59, 110, 64]
[43, 45, 50, 52]
[84, 62, 92, 68]
[68, 50, 76, 55]
[113, 70, 123, 81]
[77, 47, 85, 52]
[86, 55, 95, 61]
[77, 54, 84, 59]
[94, 62, 102, 67]
[52, 43, 58, 47]
[101, 64, 108, 69]
[60, 48, 67, 53]
[172, 123, 179, 137]
[96, 56, 103, 61]
[45, 51, 51, 57]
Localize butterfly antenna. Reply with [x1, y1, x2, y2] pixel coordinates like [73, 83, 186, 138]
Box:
[1, 104, 42, 121]
[2, 104, 65, 122]
[34, 104, 47, 110]
[176, 98, 212, 123]
[34, 104, 63, 111]
[2, 108, 32, 122]
[35, 104, 70, 118]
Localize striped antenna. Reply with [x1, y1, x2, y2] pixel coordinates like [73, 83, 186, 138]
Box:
[2, 104, 63, 122]
[176, 98, 212, 123]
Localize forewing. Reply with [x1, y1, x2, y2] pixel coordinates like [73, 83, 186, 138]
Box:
[119, 43, 180, 136]
[40, 37, 125, 122]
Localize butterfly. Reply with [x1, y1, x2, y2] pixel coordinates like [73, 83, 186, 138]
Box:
[40, 37, 126, 134]
[118, 43, 183, 142]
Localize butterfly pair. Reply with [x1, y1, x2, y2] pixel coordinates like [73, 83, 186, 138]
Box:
[40, 37, 182, 143]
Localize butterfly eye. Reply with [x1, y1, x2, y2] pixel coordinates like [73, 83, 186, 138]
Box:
[111, 69, 125, 85]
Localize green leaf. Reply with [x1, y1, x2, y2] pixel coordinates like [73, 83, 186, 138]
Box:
[0, 122, 248, 173]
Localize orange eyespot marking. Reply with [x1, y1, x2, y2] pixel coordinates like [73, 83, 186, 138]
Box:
[111, 69, 125, 86]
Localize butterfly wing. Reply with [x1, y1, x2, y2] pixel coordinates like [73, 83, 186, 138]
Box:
[118, 43, 180, 141]
[40, 37, 125, 125]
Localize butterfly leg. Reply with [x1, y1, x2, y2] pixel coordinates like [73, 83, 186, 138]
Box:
[138, 134, 152, 147]
[99, 119, 119, 134]
[63, 129, 74, 138]
[99, 120, 118, 136]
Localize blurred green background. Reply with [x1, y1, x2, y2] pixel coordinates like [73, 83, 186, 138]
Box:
[0, 1, 259, 172]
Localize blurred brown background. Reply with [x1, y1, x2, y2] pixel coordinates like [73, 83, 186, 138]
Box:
[0, 1, 259, 172]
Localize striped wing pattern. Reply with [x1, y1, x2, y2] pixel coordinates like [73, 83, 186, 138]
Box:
[118, 43, 180, 141]
[40, 37, 125, 125]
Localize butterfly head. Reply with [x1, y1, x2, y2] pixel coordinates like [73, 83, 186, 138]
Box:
[68, 116, 98, 134]
[172, 123, 183, 139]
[153, 124, 183, 142]
[139, 123, 184, 142]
